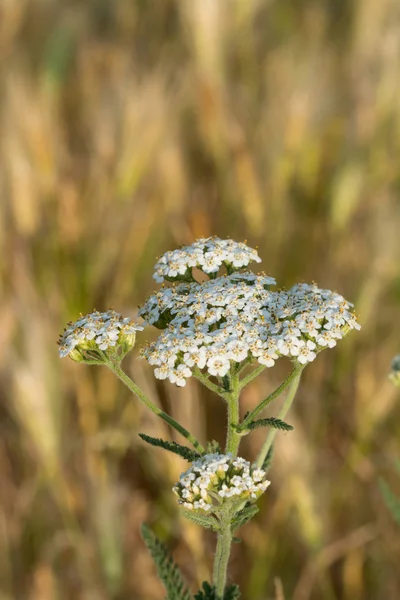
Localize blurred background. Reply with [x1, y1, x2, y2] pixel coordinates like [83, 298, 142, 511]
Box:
[1, 0, 400, 598]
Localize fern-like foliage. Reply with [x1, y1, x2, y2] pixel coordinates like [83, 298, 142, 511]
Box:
[180, 509, 220, 531]
[231, 503, 259, 533]
[262, 445, 274, 472]
[205, 440, 221, 454]
[194, 582, 240, 600]
[223, 585, 241, 600]
[379, 478, 400, 527]
[141, 524, 191, 600]
[246, 417, 293, 431]
[139, 433, 201, 462]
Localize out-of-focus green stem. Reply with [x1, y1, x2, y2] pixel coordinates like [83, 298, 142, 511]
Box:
[106, 361, 205, 453]
[256, 368, 303, 468]
[238, 363, 266, 390]
[239, 365, 303, 431]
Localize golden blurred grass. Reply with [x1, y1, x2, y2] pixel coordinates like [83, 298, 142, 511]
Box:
[1, 0, 400, 598]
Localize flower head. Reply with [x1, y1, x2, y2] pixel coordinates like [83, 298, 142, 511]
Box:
[140, 271, 360, 386]
[172, 453, 270, 513]
[153, 237, 262, 283]
[58, 310, 143, 363]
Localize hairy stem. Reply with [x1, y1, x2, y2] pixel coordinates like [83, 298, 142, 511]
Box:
[107, 361, 205, 453]
[238, 363, 266, 390]
[240, 365, 303, 430]
[211, 373, 241, 598]
[193, 368, 230, 401]
[256, 368, 303, 468]
[225, 373, 241, 456]
[213, 515, 233, 598]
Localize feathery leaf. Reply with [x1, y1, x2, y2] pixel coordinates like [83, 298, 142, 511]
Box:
[246, 417, 293, 431]
[231, 503, 259, 533]
[139, 433, 201, 462]
[141, 524, 191, 600]
[206, 440, 221, 454]
[180, 509, 220, 531]
[194, 582, 241, 600]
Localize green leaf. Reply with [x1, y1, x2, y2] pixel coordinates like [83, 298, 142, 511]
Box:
[194, 582, 240, 600]
[379, 478, 400, 527]
[139, 433, 201, 462]
[180, 509, 220, 531]
[231, 503, 259, 533]
[194, 581, 215, 599]
[223, 584, 241, 600]
[141, 524, 191, 600]
[262, 445, 274, 472]
[246, 417, 293, 431]
[205, 440, 221, 454]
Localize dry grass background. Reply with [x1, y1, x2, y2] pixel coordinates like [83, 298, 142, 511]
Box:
[1, 0, 400, 598]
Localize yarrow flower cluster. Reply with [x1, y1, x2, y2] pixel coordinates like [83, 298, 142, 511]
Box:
[140, 258, 360, 386]
[153, 237, 262, 283]
[58, 309, 143, 361]
[172, 453, 270, 513]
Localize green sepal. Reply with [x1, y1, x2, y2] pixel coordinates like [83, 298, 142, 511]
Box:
[180, 509, 220, 531]
[194, 582, 241, 600]
[245, 417, 293, 432]
[140, 524, 191, 600]
[379, 478, 400, 527]
[139, 433, 201, 462]
[231, 503, 259, 533]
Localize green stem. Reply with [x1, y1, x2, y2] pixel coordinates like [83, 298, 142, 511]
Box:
[211, 372, 241, 597]
[225, 373, 241, 456]
[193, 368, 229, 401]
[239, 365, 303, 431]
[213, 515, 233, 598]
[238, 363, 266, 390]
[256, 368, 303, 468]
[106, 361, 205, 453]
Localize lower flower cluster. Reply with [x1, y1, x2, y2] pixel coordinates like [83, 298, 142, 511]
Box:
[172, 453, 270, 513]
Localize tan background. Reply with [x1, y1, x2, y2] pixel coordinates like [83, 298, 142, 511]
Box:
[1, 0, 400, 598]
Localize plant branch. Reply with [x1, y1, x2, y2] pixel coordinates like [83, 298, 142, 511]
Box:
[238, 363, 266, 390]
[255, 368, 303, 468]
[239, 365, 303, 431]
[106, 360, 205, 453]
[193, 368, 230, 401]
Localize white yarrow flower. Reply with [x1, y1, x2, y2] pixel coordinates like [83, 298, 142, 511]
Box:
[140, 240, 360, 386]
[173, 453, 270, 513]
